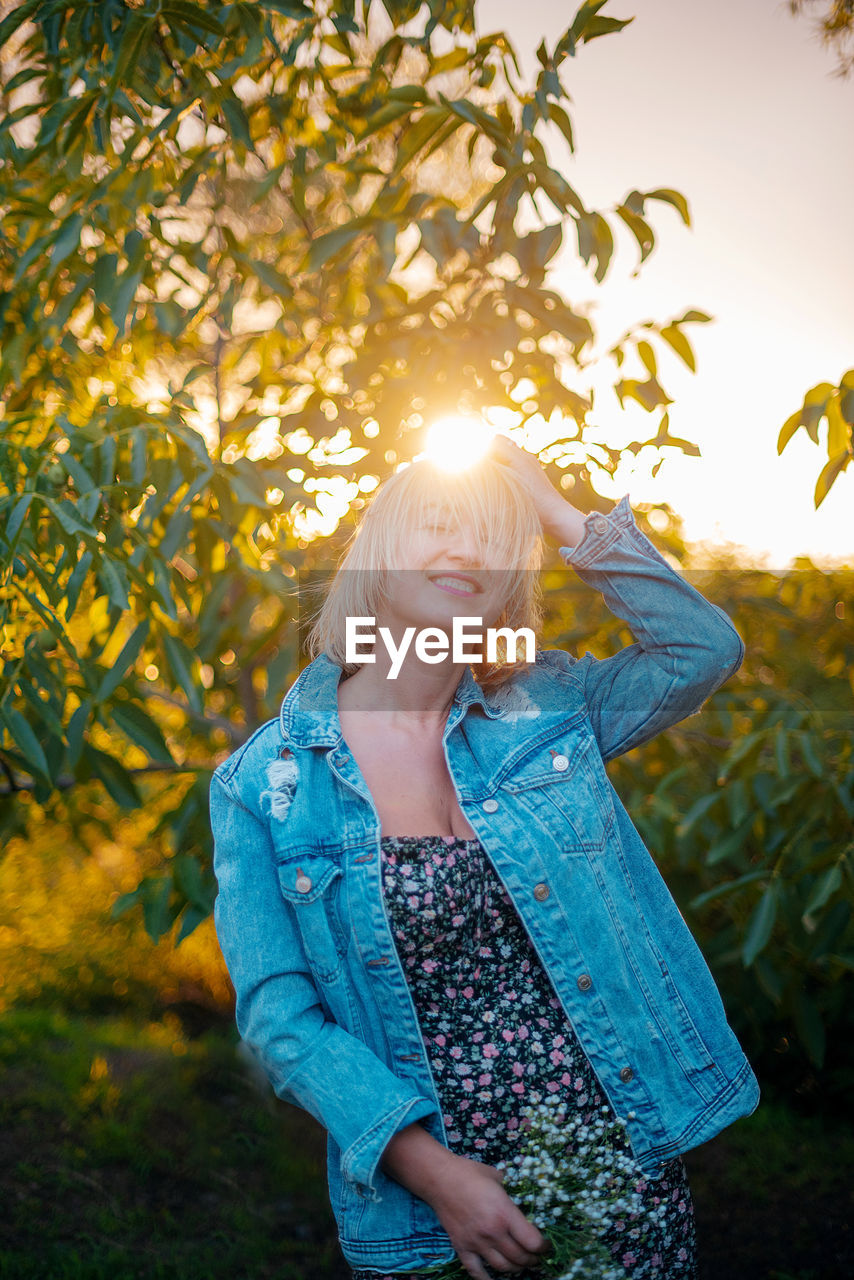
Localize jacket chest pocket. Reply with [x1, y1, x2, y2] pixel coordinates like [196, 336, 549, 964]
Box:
[276, 855, 347, 985]
[499, 733, 613, 853]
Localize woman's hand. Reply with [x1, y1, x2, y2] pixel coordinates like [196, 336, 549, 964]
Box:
[488, 434, 588, 548]
[424, 1151, 552, 1279]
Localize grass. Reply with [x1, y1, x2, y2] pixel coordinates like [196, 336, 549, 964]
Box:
[2, 1004, 854, 1279]
[0, 1006, 346, 1280]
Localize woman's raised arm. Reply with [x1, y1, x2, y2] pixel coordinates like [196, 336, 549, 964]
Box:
[547, 494, 744, 763]
[489, 435, 744, 764]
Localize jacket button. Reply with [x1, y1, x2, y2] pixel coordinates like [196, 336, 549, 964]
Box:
[591, 514, 609, 534]
[619, 1065, 634, 1083]
[552, 754, 569, 772]
[533, 882, 550, 901]
[577, 973, 592, 991]
[295, 867, 312, 893]
[482, 798, 499, 813]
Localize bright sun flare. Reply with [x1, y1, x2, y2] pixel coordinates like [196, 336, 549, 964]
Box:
[421, 416, 497, 472]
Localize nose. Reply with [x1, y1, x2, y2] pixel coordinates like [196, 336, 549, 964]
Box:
[446, 523, 482, 567]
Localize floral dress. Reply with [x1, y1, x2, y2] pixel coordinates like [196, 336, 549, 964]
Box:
[350, 836, 697, 1280]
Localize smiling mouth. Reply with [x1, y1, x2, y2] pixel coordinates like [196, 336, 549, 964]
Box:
[429, 573, 480, 596]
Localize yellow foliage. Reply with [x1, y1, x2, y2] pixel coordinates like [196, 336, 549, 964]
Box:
[0, 797, 232, 1016]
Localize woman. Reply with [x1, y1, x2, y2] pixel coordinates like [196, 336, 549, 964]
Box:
[210, 435, 759, 1280]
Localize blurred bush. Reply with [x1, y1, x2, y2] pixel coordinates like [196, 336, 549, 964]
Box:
[0, 776, 231, 1021]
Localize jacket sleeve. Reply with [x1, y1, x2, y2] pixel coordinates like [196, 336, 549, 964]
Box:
[210, 771, 439, 1201]
[550, 493, 745, 763]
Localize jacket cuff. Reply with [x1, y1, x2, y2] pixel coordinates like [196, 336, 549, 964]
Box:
[558, 493, 633, 566]
[342, 1094, 440, 1202]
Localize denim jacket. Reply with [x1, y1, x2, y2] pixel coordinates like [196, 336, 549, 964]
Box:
[210, 493, 760, 1272]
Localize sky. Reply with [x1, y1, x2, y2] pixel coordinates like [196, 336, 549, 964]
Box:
[477, 0, 854, 568]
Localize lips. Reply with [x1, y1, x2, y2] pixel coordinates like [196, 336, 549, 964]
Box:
[428, 572, 481, 596]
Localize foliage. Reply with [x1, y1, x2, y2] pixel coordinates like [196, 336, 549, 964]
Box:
[781, 5, 853, 500]
[789, 0, 854, 76]
[0, 775, 231, 1017]
[0, 0, 705, 935]
[777, 369, 854, 508]
[543, 546, 854, 1092]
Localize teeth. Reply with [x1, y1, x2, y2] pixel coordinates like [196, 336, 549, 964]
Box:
[432, 575, 476, 593]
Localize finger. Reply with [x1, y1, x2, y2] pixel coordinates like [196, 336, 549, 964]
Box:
[493, 1240, 546, 1269]
[480, 1241, 534, 1273]
[457, 1250, 491, 1280]
[488, 434, 520, 462]
[510, 1217, 551, 1255]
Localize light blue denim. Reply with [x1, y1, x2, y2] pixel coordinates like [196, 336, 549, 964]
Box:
[210, 493, 760, 1272]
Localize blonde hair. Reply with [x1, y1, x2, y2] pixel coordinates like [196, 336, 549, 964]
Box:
[305, 456, 544, 690]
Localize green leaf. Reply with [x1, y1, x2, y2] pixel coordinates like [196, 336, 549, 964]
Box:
[306, 223, 364, 271]
[615, 203, 655, 264]
[162, 2, 225, 36]
[95, 619, 150, 703]
[839, 387, 854, 426]
[222, 96, 253, 149]
[2, 708, 49, 779]
[439, 95, 506, 147]
[677, 309, 712, 324]
[615, 377, 670, 413]
[792, 989, 826, 1068]
[162, 632, 203, 713]
[142, 876, 175, 942]
[777, 410, 802, 454]
[261, 0, 311, 14]
[581, 14, 634, 42]
[742, 882, 779, 966]
[43, 496, 96, 537]
[814, 450, 850, 508]
[793, 729, 824, 778]
[675, 791, 720, 837]
[546, 101, 575, 152]
[64, 550, 93, 620]
[84, 744, 142, 809]
[172, 852, 216, 912]
[753, 956, 784, 1005]
[96, 556, 132, 611]
[802, 862, 843, 924]
[66, 700, 91, 769]
[637, 340, 657, 376]
[646, 187, 691, 226]
[392, 105, 454, 172]
[826, 394, 850, 456]
[0, 0, 41, 50]
[107, 10, 153, 94]
[50, 212, 84, 269]
[111, 702, 172, 764]
[176, 903, 209, 943]
[774, 724, 791, 778]
[659, 324, 696, 372]
[4, 493, 33, 545]
[690, 869, 767, 911]
[706, 815, 753, 865]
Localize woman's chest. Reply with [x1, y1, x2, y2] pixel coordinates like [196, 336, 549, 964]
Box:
[337, 724, 477, 839]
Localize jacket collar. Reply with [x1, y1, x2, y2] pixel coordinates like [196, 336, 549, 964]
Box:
[279, 652, 503, 747]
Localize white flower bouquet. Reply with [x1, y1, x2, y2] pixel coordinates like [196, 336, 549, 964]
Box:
[422, 1095, 666, 1280]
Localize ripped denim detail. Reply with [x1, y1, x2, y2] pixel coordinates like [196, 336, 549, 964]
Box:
[262, 751, 299, 820]
[485, 681, 541, 723]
